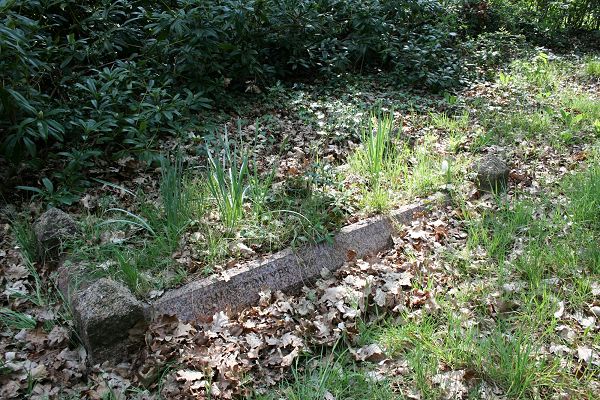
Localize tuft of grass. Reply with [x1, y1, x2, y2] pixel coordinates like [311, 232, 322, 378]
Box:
[560, 93, 600, 123]
[206, 128, 249, 232]
[466, 200, 534, 265]
[566, 165, 600, 227]
[403, 135, 444, 197]
[0, 308, 37, 330]
[479, 331, 559, 399]
[100, 208, 156, 236]
[358, 110, 395, 185]
[260, 351, 394, 400]
[377, 314, 437, 355]
[10, 217, 38, 263]
[248, 160, 277, 216]
[583, 244, 600, 275]
[375, 312, 562, 399]
[160, 152, 192, 244]
[430, 111, 469, 153]
[485, 109, 553, 142]
[377, 312, 477, 369]
[348, 110, 401, 211]
[430, 111, 469, 132]
[114, 250, 147, 295]
[70, 175, 195, 294]
[514, 52, 559, 93]
[584, 59, 600, 78]
[360, 186, 392, 212]
[349, 127, 446, 211]
[470, 128, 498, 151]
[69, 139, 348, 289]
[406, 344, 443, 399]
[9, 217, 49, 306]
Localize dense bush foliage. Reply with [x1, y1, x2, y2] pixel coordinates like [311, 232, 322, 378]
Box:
[0, 0, 598, 198]
[489, 0, 600, 33]
[0, 1, 461, 166]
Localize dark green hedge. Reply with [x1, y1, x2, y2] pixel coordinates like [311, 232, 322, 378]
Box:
[1, 0, 465, 166]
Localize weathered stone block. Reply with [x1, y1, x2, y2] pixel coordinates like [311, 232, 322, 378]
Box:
[475, 155, 509, 192]
[61, 196, 442, 364]
[55, 259, 93, 300]
[34, 208, 78, 260]
[72, 278, 147, 364]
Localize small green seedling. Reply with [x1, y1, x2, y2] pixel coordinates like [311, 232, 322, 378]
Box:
[16, 177, 79, 206]
[498, 71, 513, 87]
[443, 92, 458, 106]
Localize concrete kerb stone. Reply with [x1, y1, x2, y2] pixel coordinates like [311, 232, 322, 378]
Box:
[151, 194, 443, 322]
[152, 215, 394, 321]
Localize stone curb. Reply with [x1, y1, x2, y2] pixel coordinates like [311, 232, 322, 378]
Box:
[151, 195, 440, 321]
[58, 194, 444, 363]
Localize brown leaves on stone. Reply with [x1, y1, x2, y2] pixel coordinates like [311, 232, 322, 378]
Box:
[132, 211, 455, 398]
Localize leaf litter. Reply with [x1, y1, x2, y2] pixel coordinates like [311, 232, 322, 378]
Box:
[4, 184, 597, 398]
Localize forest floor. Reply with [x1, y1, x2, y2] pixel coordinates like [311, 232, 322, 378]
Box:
[1, 51, 600, 399]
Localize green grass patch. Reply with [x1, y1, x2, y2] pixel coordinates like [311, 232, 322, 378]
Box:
[404, 135, 445, 197]
[67, 131, 348, 295]
[565, 164, 600, 227]
[483, 109, 553, 143]
[429, 111, 470, 153]
[584, 59, 600, 78]
[258, 350, 395, 400]
[466, 200, 534, 265]
[0, 308, 36, 330]
[207, 131, 249, 232]
[372, 311, 563, 399]
[10, 216, 38, 263]
[478, 330, 559, 398]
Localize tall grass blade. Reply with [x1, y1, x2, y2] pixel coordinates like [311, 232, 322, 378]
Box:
[0, 308, 37, 330]
[100, 208, 156, 236]
[206, 127, 249, 231]
[359, 110, 395, 187]
[160, 152, 190, 242]
[92, 178, 136, 197]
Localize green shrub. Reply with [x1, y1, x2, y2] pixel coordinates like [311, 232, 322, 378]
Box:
[2, 0, 598, 198]
[485, 0, 600, 37]
[0, 1, 464, 178]
[463, 30, 528, 73]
